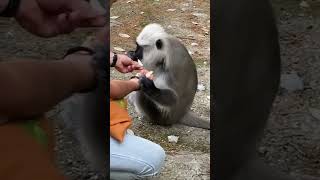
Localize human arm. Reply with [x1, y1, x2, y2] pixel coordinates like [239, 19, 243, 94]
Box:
[110, 79, 139, 100]
[0, 53, 95, 119]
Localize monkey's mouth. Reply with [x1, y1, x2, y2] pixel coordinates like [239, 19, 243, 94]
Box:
[127, 50, 139, 61]
[127, 43, 143, 62]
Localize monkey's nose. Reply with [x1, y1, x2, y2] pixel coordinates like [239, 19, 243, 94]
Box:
[127, 51, 138, 61]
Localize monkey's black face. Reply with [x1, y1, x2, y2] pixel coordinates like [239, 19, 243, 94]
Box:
[127, 42, 143, 61]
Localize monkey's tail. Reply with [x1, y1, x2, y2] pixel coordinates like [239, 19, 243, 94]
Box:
[179, 111, 210, 129]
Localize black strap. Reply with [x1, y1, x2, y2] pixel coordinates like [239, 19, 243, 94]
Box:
[0, 0, 21, 17]
[63, 46, 95, 58]
[110, 52, 117, 67]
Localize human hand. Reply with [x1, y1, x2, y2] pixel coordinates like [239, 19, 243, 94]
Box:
[15, 0, 106, 37]
[113, 54, 143, 73]
[139, 69, 154, 80]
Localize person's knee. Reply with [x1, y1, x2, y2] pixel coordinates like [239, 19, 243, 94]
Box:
[138, 143, 166, 177]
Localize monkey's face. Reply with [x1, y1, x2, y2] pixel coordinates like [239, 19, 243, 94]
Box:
[128, 38, 167, 76]
[127, 42, 143, 62]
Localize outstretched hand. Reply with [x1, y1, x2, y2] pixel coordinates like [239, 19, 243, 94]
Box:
[114, 54, 143, 73]
[15, 0, 106, 37]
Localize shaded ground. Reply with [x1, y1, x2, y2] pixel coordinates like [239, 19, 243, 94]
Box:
[110, 0, 210, 179]
[259, 0, 320, 178]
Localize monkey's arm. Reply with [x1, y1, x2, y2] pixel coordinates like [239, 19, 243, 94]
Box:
[0, 55, 95, 120]
[139, 76, 177, 106]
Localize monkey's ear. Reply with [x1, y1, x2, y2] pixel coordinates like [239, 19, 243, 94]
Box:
[156, 39, 162, 49]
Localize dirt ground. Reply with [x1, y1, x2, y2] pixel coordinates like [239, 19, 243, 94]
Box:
[110, 0, 210, 179]
[260, 0, 320, 179]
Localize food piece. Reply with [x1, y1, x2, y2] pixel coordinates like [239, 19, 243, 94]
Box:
[146, 71, 153, 78]
[138, 59, 143, 66]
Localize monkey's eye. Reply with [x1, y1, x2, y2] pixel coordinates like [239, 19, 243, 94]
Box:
[156, 39, 162, 49]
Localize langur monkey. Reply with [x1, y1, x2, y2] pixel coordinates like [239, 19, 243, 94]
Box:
[127, 23, 210, 129]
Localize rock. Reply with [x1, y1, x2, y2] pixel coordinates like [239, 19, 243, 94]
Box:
[206, 96, 210, 100]
[110, 16, 119, 19]
[192, 12, 208, 18]
[191, 42, 199, 46]
[188, 50, 193, 55]
[309, 108, 320, 120]
[127, 129, 135, 135]
[280, 73, 304, 92]
[118, 33, 130, 38]
[113, 47, 126, 52]
[168, 135, 179, 143]
[197, 84, 206, 91]
[192, 21, 199, 25]
[300, 1, 310, 8]
[140, 11, 144, 14]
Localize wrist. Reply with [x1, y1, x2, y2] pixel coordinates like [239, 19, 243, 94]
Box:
[129, 78, 140, 91]
[64, 54, 96, 93]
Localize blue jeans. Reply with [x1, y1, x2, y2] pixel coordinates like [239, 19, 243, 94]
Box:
[110, 134, 166, 180]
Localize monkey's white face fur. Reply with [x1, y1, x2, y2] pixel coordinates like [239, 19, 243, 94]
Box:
[136, 23, 168, 46]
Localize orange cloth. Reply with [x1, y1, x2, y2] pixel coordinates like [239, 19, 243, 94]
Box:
[0, 117, 66, 180]
[110, 99, 132, 142]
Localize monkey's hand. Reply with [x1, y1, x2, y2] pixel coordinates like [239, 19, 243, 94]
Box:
[139, 75, 177, 106]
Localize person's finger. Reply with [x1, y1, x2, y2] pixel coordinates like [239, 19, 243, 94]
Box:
[69, 12, 106, 27]
[127, 66, 133, 72]
[140, 69, 148, 75]
[132, 64, 143, 70]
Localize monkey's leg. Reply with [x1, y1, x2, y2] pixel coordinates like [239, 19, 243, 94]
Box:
[135, 91, 175, 126]
[139, 76, 177, 106]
